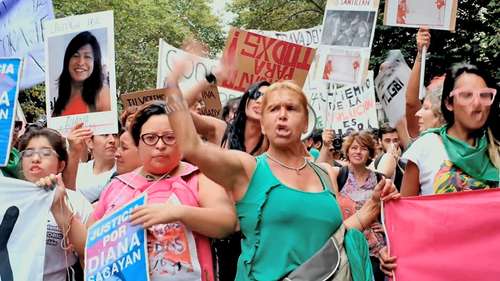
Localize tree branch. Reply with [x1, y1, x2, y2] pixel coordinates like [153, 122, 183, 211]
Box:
[304, 0, 325, 13]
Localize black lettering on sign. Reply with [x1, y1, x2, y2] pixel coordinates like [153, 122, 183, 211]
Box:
[0, 206, 20, 281]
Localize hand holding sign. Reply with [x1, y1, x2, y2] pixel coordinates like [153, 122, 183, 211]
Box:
[67, 123, 93, 155]
[0, 206, 19, 281]
[130, 202, 182, 228]
[416, 27, 431, 53]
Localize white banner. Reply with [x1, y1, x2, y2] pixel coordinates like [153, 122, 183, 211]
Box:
[0, 177, 54, 281]
[156, 39, 242, 105]
[374, 50, 411, 127]
[324, 71, 378, 135]
[248, 25, 322, 48]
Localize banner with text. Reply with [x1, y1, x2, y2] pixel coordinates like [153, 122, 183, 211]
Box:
[384, 189, 500, 281]
[374, 50, 410, 127]
[0, 57, 22, 166]
[221, 28, 315, 92]
[0, 0, 54, 89]
[85, 194, 149, 281]
[156, 39, 242, 106]
[248, 25, 322, 49]
[324, 71, 378, 135]
[120, 88, 167, 109]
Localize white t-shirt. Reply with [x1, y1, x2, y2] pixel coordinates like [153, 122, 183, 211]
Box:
[76, 160, 115, 202]
[44, 190, 93, 281]
[402, 133, 449, 195]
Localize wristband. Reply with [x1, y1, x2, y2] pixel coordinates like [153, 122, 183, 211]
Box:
[205, 72, 217, 85]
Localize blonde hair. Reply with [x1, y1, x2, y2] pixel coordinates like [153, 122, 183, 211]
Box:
[261, 80, 308, 121]
[424, 90, 446, 126]
[487, 128, 500, 169]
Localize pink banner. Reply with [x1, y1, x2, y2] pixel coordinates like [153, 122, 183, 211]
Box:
[383, 189, 500, 281]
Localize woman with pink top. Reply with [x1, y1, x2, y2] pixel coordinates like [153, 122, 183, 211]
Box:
[45, 101, 236, 281]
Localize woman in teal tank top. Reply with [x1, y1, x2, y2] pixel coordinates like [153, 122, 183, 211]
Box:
[164, 67, 400, 281]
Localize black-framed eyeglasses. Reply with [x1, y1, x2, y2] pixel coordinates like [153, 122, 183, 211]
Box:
[140, 133, 176, 146]
[20, 148, 59, 159]
[248, 90, 264, 100]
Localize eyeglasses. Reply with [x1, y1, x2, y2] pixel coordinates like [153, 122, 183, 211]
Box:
[140, 132, 176, 146]
[21, 148, 59, 159]
[450, 87, 497, 106]
[248, 90, 264, 100]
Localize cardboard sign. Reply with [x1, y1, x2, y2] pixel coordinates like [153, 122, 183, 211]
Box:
[0, 177, 55, 281]
[85, 194, 149, 281]
[44, 11, 118, 136]
[199, 84, 222, 118]
[120, 88, 167, 109]
[313, 0, 379, 85]
[220, 28, 315, 92]
[248, 26, 322, 48]
[383, 0, 458, 31]
[0, 57, 22, 166]
[324, 71, 378, 135]
[0, 0, 54, 89]
[156, 39, 242, 106]
[374, 50, 411, 127]
[384, 189, 500, 281]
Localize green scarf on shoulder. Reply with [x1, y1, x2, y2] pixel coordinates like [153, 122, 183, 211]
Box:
[423, 126, 499, 183]
[1, 147, 20, 178]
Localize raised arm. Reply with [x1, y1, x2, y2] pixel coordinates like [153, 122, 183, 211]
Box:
[191, 111, 227, 145]
[406, 27, 431, 138]
[165, 63, 255, 198]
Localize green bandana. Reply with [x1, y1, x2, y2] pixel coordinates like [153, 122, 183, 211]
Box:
[423, 126, 499, 183]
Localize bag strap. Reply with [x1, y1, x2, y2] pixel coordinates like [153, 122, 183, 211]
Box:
[309, 162, 335, 195]
[337, 165, 349, 191]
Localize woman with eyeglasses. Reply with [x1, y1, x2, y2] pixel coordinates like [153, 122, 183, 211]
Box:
[17, 128, 93, 281]
[43, 102, 237, 281]
[379, 63, 499, 277]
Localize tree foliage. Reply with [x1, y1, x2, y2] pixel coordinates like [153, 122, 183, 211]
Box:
[229, 0, 499, 83]
[21, 0, 224, 122]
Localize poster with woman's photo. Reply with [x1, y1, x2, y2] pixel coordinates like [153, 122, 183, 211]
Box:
[44, 11, 118, 136]
[314, 0, 379, 85]
[383, 0, 458, 31]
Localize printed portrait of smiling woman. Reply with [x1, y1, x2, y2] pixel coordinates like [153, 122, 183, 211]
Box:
[52, 31, 111, 117]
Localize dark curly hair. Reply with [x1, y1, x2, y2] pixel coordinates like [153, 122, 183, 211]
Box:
[129, 101, 168, 146]
[53, 31, 103, 117]
[221, 80, 270, 154]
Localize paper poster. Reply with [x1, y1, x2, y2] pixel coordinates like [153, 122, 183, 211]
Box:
[313, 0, 379, 85]
[44, 11, 118, 136]
[0, 177, 55, 281]
[85, 194, 149, 281]
[120, 88, 167, 109]
[0, 0, 54, 89]
[383, 189, 500, 281]
[374, 50, 411, 127]
[248, 25, 322, 48]
[156, 39, 242, 106]
[324, 71, 378, 135]
[383, 0, 458, 30]
[0, 57, 22, 166]
[220, 28, 315, 92]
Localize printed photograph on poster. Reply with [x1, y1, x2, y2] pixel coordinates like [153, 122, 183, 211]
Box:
[322, 49, 363, 85]
[384, 0, 458, 30]
[321, 10, 376, 48]
[44, 11, 118, 136]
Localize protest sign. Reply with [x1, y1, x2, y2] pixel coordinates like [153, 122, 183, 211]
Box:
[0, 177, 55, 281]
[85, 194, 149, 281]
[44, 11, 118, 136]
[383, 189, 500, 281]
[120, 88, 167, 109]
[383, 0, 458, 31]
[248, 26, 322, 48]
[0, 57, 22, 166]
[220, 28, 315, 92]
[313, 0, 379, 85]
[374, 50, 411, 127]
[200, 84, 222, 118]
[0, 0, 54, 89]
[156, 39, 242, 106]
[323, 71, 378, 135]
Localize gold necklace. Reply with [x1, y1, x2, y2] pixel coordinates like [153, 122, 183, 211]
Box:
[266, 153, 308, 174]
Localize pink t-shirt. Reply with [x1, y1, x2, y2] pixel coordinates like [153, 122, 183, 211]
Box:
[93, 162, 214, 281]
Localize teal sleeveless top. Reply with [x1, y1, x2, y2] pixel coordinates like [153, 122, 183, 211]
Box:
[235, 154, 344, 280]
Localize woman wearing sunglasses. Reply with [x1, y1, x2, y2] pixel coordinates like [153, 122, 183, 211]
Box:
[379, 63, 499, 276]
[44, 102, 236, 281]
[17, 128, 93, 281]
